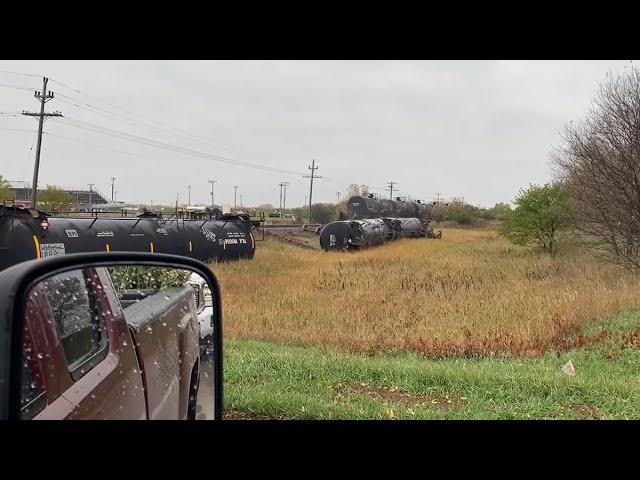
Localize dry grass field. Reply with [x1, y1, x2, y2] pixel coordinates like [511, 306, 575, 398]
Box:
[211, 227, 640, 358]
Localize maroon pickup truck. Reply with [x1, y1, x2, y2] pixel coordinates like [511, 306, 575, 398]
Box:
[20, 265, 201, 420]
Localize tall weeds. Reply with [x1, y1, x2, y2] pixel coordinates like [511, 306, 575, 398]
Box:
[211, 228, 640, 357]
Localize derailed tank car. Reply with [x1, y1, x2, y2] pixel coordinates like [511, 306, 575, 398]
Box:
[319, 218, 389, 251]
[0, 206, 258, 272]
[320, 217, 430, 252]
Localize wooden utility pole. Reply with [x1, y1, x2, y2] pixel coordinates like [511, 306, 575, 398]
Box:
[22, 77, 62, 208]
[88, 183, 94, 207]
[234, 185, 238, 209]
[187, 185, 191, 206]
[208, 179, 217, 208]
[279, 181, 290, 218]
[386, 181, 396, 200]
[304, 159, 322, 223]
[110, 177, 116, 202]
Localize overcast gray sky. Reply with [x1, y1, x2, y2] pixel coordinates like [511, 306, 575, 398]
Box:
[0, 60, 634, 208]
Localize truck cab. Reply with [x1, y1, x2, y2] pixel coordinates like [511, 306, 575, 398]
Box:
[20, 265, 202, 420]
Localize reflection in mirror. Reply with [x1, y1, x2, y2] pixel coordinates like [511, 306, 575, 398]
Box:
[20, 265, 216, 420]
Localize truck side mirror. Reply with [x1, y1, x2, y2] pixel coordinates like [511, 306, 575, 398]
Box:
[0, 252, 222, 421]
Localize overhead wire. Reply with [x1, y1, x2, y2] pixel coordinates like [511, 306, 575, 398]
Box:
[54, 93, 234, 156]
[49, 78, 235, 151]
[3, 72, 405, 202]
[56, 116, 306, 176]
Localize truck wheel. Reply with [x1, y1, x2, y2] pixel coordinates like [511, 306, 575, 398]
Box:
[187, 362, 199, 420]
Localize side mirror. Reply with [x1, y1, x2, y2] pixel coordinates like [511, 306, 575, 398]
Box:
[0, 252, 222, 420]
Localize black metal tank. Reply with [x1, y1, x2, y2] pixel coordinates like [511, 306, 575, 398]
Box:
[319, 216, 428, 251]
[0, 206, 257, 271]
[397, 218, 427, 238]
[346, 195, 381, 219]
[346, 195, 432, 222]
[320, 218, 389, 251]
[390, 198, 416, 218]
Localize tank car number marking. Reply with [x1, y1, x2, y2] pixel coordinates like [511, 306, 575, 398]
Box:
[221, 238, 247, 245]
[329, 234, 336, 247]
[65, 229, 78, 238]
[96, 231, 114, 237]
[40, 243, 66, 258]
[201, 227, 217, 242]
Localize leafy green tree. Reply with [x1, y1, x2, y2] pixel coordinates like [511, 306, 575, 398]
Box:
[0, 176, 13, 203]
[446, 199, 476, 225]
[310, 203, 337, 224]
[38, 185, 75, 213]
[491, 202, 512, 221]
[500, 183, 573, 256]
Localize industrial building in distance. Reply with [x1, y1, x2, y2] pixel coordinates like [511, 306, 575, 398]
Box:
[5, 180, 109, 210]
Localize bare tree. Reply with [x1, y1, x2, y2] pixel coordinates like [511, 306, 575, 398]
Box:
[554, 65, 640, 271]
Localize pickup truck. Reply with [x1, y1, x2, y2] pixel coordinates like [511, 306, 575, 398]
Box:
[20, 265, 201, 420]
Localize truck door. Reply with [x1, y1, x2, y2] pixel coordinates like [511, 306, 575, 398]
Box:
[22, 267, 147, 419]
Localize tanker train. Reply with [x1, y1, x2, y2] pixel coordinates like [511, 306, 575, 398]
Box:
[320, 216, 438, 251]
[0, 205, 259, 272]
[346, 194, 434, 221]
[320, 194, 441, 252]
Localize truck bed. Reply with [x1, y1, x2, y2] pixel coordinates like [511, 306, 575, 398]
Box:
[122, 286, 200, 419]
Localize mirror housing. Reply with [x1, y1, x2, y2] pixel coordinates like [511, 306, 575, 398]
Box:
[0, 252, 223, 420]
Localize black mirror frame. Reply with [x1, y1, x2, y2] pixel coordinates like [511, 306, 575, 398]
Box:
[0, 252, 223, 421]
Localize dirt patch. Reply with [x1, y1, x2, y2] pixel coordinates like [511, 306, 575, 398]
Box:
[570, 403, 599, 419]
[265, 229, 319, 250]
[335, 383, 468, 410]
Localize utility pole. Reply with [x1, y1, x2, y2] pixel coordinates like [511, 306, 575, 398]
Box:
[240, 194, 243, 207]
[279, 182, 290, 218]
[303, 159, 322, 223]
[208, 179, 217, 209]
[234, 185, 238, 209]
[22, 77, 63, 209]
[336, 191, 341, 204]
[435, 192, 441, 204]
[110, 177, 116, 202]
[386, 181, 396, 200]
[88, 183, 94, 208]
[278, 182, 283, 217]
[187, 185, 191, 206]
[175, 193, 179, 214]
[283, 182, 290, 217]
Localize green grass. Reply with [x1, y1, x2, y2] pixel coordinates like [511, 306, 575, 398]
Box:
[223, 309, 640, 419]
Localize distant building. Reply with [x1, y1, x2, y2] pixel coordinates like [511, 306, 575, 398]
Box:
[6, 180, 109, 210]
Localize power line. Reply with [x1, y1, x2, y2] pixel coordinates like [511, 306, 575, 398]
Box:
[56, 115, 305, 176]
[0, 82, 35, 92]
[54, 93, 234, 157]
[48, 77, 235, 152]
[42, 132, 141, 157]
[0, 70, 42, 78]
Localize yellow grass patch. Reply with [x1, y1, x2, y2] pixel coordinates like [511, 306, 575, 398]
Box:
[210, 228, 640, 357]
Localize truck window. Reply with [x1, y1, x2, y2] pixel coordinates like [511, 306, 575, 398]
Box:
[21, 344, 47, 420]
[42, 269, 109, 381]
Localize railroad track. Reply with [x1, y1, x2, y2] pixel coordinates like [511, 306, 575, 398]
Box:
[261, 223, 305, 229]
